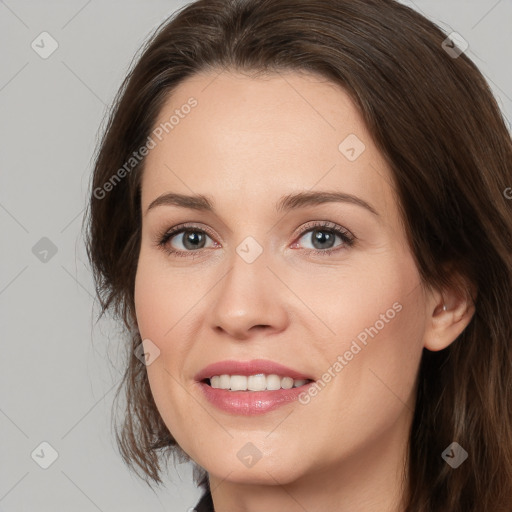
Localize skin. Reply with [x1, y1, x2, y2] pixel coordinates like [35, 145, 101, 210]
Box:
[134, 70, 475, 512]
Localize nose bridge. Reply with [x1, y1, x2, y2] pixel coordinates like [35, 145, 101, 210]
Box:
[218, 240, 271, 312]
[208, 238, 288, 338]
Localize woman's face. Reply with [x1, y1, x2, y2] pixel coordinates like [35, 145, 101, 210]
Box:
[134, 70, 432, 486]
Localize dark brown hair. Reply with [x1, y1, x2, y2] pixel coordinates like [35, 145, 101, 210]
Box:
[83, 0, 512, 510]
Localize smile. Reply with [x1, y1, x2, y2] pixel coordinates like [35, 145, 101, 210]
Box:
[206, 374, 312, 391]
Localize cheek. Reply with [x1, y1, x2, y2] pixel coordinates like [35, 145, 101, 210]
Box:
[301, 274, 426, 470]
[133, 254, 196, 421]
[134, 252, 155, 336]
[373, 281, 427, 396]
[363, 278, 426, 409]
[316, 254, 426, 414]
[133, 252, 182, 340]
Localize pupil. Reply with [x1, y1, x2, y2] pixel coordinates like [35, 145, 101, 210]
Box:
[313, 229, 334, 249]
[184, 230, 205, 249]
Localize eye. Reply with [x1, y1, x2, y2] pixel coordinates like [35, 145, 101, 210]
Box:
[156, 223, 218, 258]
[154, 220, 356, 258]
[292, 220, 355, 256]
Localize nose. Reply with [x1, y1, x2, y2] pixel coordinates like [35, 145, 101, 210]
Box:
[208, 249, 289, 341]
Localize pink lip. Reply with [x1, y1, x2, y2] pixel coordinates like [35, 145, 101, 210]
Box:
[198, 383, 315, 415]
[194, 359, 315, 416]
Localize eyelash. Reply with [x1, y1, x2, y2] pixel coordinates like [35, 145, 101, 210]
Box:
[154, 220, 356, 259]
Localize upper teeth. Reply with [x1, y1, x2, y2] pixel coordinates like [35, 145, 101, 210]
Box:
[209, 374, 309, 391]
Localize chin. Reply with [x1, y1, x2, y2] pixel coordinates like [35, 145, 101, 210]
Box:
[210, 464, 305, 486]
[195, 445, 310, 486]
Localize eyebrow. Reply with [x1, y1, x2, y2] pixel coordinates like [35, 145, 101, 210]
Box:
[145, 190, 379, 217]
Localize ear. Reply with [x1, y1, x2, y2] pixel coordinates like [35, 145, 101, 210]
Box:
[422, 272, 477, 352]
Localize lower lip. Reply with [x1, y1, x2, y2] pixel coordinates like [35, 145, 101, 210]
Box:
[198, 381, 314, 415]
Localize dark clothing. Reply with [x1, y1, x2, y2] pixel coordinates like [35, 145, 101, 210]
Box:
[194, 488, 214, 512]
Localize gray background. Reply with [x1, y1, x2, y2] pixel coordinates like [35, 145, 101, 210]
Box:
[1, 1, 511, 511]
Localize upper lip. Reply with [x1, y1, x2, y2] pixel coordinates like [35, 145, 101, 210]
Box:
[194, 359, 315, 382]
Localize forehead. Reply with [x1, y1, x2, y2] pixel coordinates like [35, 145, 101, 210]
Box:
[140, 69, 397, 222]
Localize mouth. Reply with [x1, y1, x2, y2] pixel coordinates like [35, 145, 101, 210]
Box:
[195, 359, 315, 386]
[202, 374, 314, 391]
[194, 359, 316, 415]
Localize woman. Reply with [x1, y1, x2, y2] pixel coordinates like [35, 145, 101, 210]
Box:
[84, 0, 512, 510]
